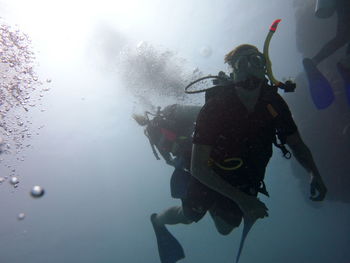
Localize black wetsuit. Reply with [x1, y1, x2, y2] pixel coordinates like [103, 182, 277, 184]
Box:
[183, 85, 298, 226]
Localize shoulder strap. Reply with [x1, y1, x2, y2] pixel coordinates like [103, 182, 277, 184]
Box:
[261, 85, 292, 159]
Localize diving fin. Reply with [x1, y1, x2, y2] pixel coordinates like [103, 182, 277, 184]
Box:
[303, 58, 334, 109]
[151, 214, 185, 263]
[235, 217, 256, 263]
[337, 62, 350, 105]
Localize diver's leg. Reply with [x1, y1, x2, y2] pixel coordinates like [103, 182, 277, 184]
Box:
[302, 7, 350, 108]
[312, 36, 349, 65]
[209, 209, 236, 236]
[150, 179, 210, 262]
[312, 6, 350, 65]
[150, 201, 206, 263]
[303, 57, 334, 109]
[150, 194, 205, 262]
[150, 208, 187, 263]
[153, 206, 193, 226]
[336, 3, 350, 104]
[337, 47, 350, 104]
[209, 200, 242, 236]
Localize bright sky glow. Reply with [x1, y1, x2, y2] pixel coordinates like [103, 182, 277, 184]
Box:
[3, 0, 150, 62]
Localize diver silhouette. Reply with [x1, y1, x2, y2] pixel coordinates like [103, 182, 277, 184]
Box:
[303, 0, 350, 109]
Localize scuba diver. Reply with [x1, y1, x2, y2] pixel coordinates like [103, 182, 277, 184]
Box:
[133, 104, 201, 198]
[150, 20, 327, 263]
[303, 0, 350, 108]
[133, 104, 201, 262]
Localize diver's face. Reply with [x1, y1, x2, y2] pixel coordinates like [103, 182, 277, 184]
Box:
[229, 48, 266, 86]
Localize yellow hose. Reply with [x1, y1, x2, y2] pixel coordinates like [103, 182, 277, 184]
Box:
[209, 157, 244, 171]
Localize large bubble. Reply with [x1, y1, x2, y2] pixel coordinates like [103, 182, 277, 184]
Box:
[30, 185, 45, 198]
[199, 45, 212, 58]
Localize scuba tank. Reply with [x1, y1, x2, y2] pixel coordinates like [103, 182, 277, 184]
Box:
[169, 104, 201, 130]
[157, 104, 201, 125]
[160, 104, 201, 156]
[315, 0, 336, 19]
[144, 104, 201, 161]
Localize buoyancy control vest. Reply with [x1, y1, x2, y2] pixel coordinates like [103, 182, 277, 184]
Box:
[145, 104, 201, 163]
[204, 83, 292, 196]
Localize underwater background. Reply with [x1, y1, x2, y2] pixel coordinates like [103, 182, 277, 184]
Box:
[0, 0, 349, 262]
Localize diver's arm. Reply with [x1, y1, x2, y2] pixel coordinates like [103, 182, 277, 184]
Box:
[191, 144, 244, 201]
[286, 131, 327, 201]
[286, 131, 321, 176]
[191, 144, 268, 220]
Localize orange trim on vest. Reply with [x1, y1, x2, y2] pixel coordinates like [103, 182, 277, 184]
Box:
[267, 104, 278, 118]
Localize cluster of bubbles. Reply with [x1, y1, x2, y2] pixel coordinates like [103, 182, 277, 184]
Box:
[87, 24, 206, 109]
[117, 41, 203, 108]
[0, 19, 48, 208]
[0, 19, 51, 158]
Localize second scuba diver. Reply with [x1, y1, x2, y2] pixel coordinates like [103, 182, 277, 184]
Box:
[134, 104, 202, 262]
[133, 104, 201, 199]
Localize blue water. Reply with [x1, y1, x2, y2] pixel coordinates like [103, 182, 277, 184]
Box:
[0, 0, 349, 262]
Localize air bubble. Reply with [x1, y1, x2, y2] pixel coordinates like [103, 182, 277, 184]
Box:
[199, 45, 212, 58]
[17, 213, 25, 220]
[30, 185, 45, 198]
[10, 176, 19, 185]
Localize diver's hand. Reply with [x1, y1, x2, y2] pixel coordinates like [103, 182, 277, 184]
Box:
[310, 174, 327, 201]
[237, 194, 269, 221]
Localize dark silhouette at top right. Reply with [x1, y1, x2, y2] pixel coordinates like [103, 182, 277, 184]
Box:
[303, 0, 350, 109]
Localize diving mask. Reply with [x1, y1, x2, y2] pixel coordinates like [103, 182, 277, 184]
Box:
[229, 49, 267, 85]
